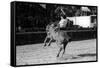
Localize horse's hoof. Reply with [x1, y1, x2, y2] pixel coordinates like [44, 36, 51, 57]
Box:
[56, 57, 61, 61]
[43, 46, 46, 48]
[43, 44, 46, 47]
[56, 55, 59, 57]
[43, 45, 47, 48]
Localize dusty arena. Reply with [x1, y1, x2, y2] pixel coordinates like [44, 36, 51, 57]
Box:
[16, 39, 97, 65]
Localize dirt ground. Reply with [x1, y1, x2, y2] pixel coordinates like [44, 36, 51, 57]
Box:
[16, 39, 97, 65]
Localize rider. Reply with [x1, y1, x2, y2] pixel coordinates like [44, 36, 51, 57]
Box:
[58, 15, 68, 30]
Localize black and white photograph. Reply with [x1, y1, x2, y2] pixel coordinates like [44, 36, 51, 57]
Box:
[11, 1, 97, 67]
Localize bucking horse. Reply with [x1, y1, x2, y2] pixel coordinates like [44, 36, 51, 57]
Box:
[43, 21, 71, 58]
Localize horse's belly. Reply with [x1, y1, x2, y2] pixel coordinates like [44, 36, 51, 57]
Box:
[55, 35, 65, 42]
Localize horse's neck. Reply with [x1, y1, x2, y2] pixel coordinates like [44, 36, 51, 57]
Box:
[51, 29, 60, 37]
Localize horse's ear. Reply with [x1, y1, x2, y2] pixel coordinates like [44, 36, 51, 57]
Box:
[46, 25, 49, 30]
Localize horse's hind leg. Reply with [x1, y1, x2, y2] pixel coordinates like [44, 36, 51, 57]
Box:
[56, 43, 64, 57]
[57, 42, 68, 58]
[62, 42, 68, 57]
[57, 46, 62, 57]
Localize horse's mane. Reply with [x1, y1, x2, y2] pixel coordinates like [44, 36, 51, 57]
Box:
[49, 20, 59, 25]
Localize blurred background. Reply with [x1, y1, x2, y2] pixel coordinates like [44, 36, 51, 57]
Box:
[15, 2, 97, 45]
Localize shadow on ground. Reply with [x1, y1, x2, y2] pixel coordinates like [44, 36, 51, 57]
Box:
[61, 53, 96, 61]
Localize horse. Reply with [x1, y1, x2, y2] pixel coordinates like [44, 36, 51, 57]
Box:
[43, 22, 71, 58]
[43, 21, 59, 47]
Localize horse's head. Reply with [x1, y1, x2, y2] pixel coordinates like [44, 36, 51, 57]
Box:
[46, 21, 60, 34]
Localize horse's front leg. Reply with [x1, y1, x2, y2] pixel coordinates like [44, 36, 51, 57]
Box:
[47, 38, 52, 46]
[43, 36, 48, 47]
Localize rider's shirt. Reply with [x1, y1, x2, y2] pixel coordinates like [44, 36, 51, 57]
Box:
[59, 18, 68, 28]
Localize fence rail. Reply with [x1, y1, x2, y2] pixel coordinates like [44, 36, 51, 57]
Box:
[16, 29, 97, 45]
[16, 30, 96, 35]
